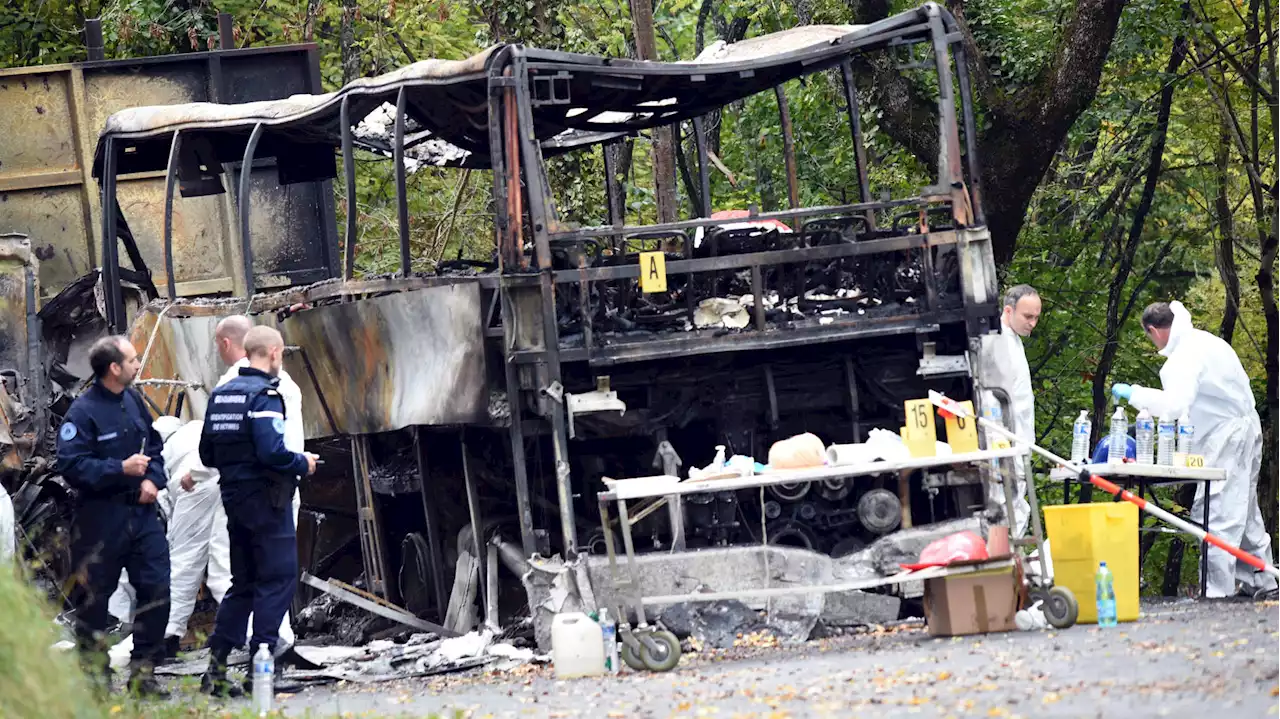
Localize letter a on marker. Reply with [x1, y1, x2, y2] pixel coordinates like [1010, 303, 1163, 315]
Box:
[638, 251, 667, 293]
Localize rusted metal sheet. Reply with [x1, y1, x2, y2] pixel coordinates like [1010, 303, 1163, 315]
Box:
[0, 45, 338, 304]
[130, 282, 488, 437]
[0, 234, 40, 470]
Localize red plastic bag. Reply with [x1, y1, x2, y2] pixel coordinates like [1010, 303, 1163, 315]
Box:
[900, 531, 989, 571]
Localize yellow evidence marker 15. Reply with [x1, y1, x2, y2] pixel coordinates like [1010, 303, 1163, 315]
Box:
[902, 398, 937, 458]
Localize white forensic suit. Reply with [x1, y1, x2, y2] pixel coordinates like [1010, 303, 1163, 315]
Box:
[160, 418, 231, 640]
[1124, 301, 1276, 598]
[214, 358, 304, 650]
[978, 316, 1034, 537]
[0, 483, 14, 562]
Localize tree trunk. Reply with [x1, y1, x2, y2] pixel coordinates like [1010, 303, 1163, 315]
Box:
[340, 0, 360, 84]
[1089, 32, 1187, 452]
[629, 0, 679, 223]
[1252, 0, 1278, 556]
[847, 0, 1130, 264]
[1214, 116, 1240, 342]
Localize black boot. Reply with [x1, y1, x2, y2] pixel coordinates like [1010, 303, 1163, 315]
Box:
[200, 647, 243, 699]
[127, 662, 170, 699]
[161, 635, 181, 662]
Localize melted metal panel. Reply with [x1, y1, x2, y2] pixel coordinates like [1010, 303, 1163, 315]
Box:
[131, 282, 487, 437]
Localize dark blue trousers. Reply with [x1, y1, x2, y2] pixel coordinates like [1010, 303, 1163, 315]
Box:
[71, 501, 170, 669]
[208, 487, 297, 656]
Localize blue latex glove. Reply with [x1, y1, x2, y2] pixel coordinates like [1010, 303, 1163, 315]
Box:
[1111, 383, 1133, 401]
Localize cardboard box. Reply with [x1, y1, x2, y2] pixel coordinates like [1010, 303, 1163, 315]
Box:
[923, 566, 1018, 637]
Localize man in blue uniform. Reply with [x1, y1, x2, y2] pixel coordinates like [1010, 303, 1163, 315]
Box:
[57, 335, 170, 697]
[198, 326, 315, 697]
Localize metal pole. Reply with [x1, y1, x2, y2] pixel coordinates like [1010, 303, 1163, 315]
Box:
[238, 123, 264, 297]
[99, 138, 123, 332]
[394, 87, 412, 276]
[692, 116, 712, 218]
[161, 131, 181, 302]
[340, 96, 358, 280]
[460, 431, 489, 620]
[85, 19, 105, 61]
[218, 12, 234, 50]
[413, 428, 450, 617]
[953, 46, 986, 226]
[512, 52, 577, 555]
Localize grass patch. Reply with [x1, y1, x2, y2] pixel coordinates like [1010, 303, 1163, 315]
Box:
[0, 563, 100, 719]
[0, 562, 452, 719]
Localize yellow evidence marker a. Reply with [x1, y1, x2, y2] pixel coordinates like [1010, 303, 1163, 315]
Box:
[902, 398, 937, 458]
[638, 251, 667, 293]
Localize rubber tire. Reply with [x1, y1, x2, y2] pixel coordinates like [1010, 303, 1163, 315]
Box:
[1043, 586, 1079, 629]
[621, 640, 646, 671]
[638, 630, 681, 672]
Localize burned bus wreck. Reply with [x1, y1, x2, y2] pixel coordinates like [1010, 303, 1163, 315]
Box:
[89, 3, 1008, 645]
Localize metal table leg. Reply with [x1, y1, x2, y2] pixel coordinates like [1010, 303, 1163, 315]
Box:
[1201, 479, 1210, 598]
[616, 499, 649, 628]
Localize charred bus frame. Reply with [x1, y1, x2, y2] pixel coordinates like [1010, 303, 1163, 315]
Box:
[92, 2, 1002, 604]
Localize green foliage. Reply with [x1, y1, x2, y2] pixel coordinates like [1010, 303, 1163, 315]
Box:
[0, 565, 99, 719]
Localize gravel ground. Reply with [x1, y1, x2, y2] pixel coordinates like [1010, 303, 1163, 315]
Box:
[276, 599, 1278, 718]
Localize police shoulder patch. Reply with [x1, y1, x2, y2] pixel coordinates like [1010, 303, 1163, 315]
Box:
[272, 417, 286, 435]
[60, 422, 77, 441]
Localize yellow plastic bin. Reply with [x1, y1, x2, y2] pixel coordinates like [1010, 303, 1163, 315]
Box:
[1042, 502, 1140, 624]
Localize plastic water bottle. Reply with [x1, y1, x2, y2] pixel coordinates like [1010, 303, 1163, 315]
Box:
[598, 608, 619, 674]
[983, 403, 1004, 473]
[1070, 411, 1091, 463]
[1107, 407, 1127, 464]
[1156, 416, 1176, 466]
[1176, 413, 1195, 456]
[1095, 561, 1117, 627]
[1134, 409, 1154, 465]
[252, 643, 274, 716]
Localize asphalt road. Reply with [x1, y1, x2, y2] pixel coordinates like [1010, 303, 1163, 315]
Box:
[277, 599, 1278, 718]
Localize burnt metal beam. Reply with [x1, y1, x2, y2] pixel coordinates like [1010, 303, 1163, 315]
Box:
[341, 96, 357, 280]
[413, 428, 450, 619]
[459, 431, 489, 620]
[571, 317, 947, 367]
[512, 51, 578, 556]
[926, 5, 971, 225]
[692, 116, 711, 218]
[394, 87, 412, 276]
[502, 341, 539, 557]
[238, 122, 264, 296]
[953, 45, 986, 226]
[85, 19, 105, 61]
[99, 138, 124, 332]
[218, 12, 234, 50]
[544, 230, 950, 283]
[351, 435, 394, 600]
[547, 198, 920, 242]
[162, 131, 181, 302]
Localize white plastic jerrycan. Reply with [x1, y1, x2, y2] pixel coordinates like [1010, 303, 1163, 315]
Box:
[551, 611, 605, 679]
